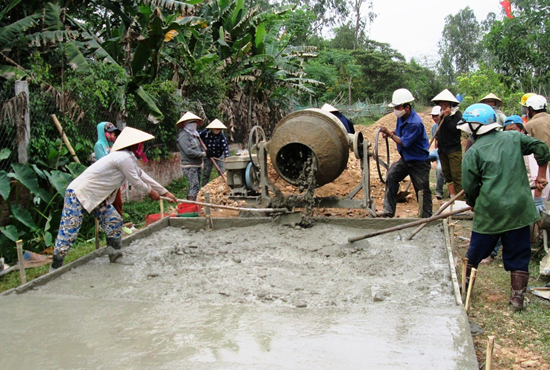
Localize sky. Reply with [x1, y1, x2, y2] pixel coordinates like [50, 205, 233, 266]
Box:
[368, 0, 504, 64]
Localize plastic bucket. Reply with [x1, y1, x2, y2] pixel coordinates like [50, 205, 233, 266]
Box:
[177, 203, 201, 214]
[145, 213, 169, 226]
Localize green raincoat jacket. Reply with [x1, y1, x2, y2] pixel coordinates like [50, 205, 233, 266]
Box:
[462, 130, 550, 234]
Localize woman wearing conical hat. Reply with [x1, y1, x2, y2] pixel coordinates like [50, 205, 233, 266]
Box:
[479, 93, 507, 125]
[50, 127, 177, 272]
[200, 119, 230, 187]
[176, 111, 206, 200]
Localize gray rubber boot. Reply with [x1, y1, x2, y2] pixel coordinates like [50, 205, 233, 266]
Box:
[49, 255, 64, 273]
[106, 237, 123, 263]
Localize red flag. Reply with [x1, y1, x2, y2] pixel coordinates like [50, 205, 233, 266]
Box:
[500, 1, 513, 19]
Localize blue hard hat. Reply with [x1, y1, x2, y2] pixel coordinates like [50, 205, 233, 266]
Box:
[503, 115, 523, 127]
[462, 103, 497, 124]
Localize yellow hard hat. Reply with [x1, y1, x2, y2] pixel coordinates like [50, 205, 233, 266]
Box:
[521, 93, 536, 107]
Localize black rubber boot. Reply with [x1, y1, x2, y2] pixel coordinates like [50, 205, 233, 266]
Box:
[49, 254, 64, 273]
[106, 237, 123, 263]
[509, 270, 530, 311]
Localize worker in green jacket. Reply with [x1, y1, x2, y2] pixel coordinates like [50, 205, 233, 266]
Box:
[459, 103, 550, 311]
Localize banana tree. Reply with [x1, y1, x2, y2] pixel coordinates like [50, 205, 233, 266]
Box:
[0, 148, 87, 263]
[0, 0, 205, 122]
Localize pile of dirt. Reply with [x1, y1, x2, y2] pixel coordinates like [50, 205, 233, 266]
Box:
[198, 111, 438, 218]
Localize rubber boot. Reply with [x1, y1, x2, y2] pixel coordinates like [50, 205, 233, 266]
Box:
[49, 254, 64, 273]
[106, 237, 123, 263]
[509, 270, 530, 311]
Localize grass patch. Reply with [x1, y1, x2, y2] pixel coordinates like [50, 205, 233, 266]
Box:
[454, 220, 550, 368]
[0, 239, 96, 293]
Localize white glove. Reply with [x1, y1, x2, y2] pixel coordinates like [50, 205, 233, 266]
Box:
[534, 197, 546, 212]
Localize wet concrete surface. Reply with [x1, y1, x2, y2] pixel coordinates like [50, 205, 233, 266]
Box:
[0, 221, 477, 369]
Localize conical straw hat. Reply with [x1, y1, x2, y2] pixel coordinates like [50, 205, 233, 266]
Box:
[479, 93, 503, 106]
[321, 103, 338, 112]
[176, 111, 203, 125]
[111, 127, 155, 152]
[431, 89, 460, 104]
[206, 119, 227, 130]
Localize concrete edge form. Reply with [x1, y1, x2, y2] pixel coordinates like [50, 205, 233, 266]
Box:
[444, 218, 464, 306]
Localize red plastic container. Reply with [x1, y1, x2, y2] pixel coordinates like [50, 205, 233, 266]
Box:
[145, 213, 170, 226]
[177, 203, 201, 214]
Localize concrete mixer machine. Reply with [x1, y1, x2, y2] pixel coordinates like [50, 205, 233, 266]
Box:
[225, 108, 391, 216]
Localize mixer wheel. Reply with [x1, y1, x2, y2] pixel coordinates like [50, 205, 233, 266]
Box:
[248, 126, 266, 169]
[374, 128, 391, 183]
[245, 162, 260, 192]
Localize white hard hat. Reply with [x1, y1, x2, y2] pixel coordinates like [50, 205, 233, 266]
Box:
[430, 106, 441, 115]
[321, 103, 338, 112]
[431, 89, 460, 104]
[206, 119, 227, 130]
[388, 88, 414, 107]
[526, 95, 547, 110]
[176, 111, 203, 125]
[111, 127, 155, 152]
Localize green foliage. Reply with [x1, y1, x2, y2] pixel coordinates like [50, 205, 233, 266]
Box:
[456, 65, 523, 116]
[484, 0, 550, 91]
[0, 147, 90, 265]
[438, 7, 483, 85]
[135, 80, 191, 159]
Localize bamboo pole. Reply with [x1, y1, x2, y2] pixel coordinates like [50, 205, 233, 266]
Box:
[16, 240, 26, 285]
[160, 197, 164, 218]
[51, 114, 81, 164]
[408, 190, 465, 240]
[348, 207, 472, 243]
[160, 196, 288, 213]
[465, 267, 477, 314]
[485, 335, 496, 370]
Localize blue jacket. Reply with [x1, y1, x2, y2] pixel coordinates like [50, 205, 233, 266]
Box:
[333, 112, 355, 134]
[395, 109, 429, 162]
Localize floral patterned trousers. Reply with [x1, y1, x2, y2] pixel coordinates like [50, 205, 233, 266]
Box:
[54, 189, 123, 257]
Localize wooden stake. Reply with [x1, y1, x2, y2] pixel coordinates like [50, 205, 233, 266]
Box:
[95, 218, 100, 250]
[16, 239, 26, 285]
[205, 193, 213, 230]
[417, 190, 423, 218]
[160, 197, 164, 218]
[348, 207, 472, 243]
[461, 257, 468, 303]
[485, 335, 495, 370]
[408, 190, 465, 240]
[51, 114, 81, 164]
[465, 267, 477, 314]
